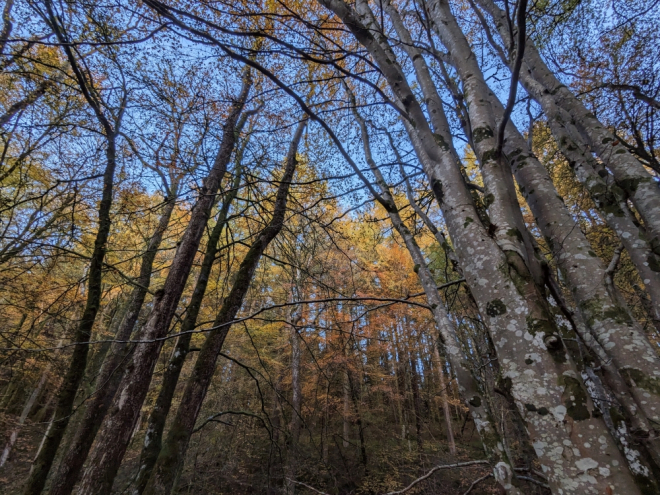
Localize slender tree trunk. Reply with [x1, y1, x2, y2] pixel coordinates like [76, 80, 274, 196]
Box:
[20, 6, 128, 491]
[141, 118, 306, 495]
[268, 378, 282, 495]
[76, 71, 252, 495]
[322, 388, 329, 464]
[408, 353, 423, 451]
[131, 116, 253, 495]
[431, 342, 456, 455]
[345, 81, 520, 492]
[48, 186, 178, 495]
[22, 80, 120, 495]
[352, 390, 368, 469]
[412, 0, 539, 280]
[0, 365, 48, 467]
[285, 295, 303, 495]
[0, 0, 14, 56]
[289, 316, 302, 448]
[342, 353, 351, 450]
[539, 104, 660, 325]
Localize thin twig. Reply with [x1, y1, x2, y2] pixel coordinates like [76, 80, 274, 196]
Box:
[1, 279, 465, 352]
[192, 410, 268, 433]
[517, 475, 550, 489]
[606, 242, 625, 276]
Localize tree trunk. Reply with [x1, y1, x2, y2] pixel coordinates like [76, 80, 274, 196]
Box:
[285, 295, 303, 495]
[342, 354, 351, 449]
[452, 0, 660, 472]
[131, 117, 253, 495]
[431, 342, 456, 455]
[345, 79, 520, 492]
[474, 0, 660, 256]
[48, 185, 178, 495]
[22, 32, 121, 490]
[0, 365, 48, 467]
[425, 0, 659, 487]
[319, 1, 641, 491]
[492, 91, 660, 445]
[408, 353, 423, 451]
[76, 71, 252, 495]
[141, 118, 306, 495]
[537, 101, 660, 326]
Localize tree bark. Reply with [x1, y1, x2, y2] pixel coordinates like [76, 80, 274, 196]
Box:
[22, 4, 123, 488]
[131, 112, 254, 495]
[0, 364, 48, 467]
[342, 350, 351, 449]
[408, 353, 423, 451]
[285, 291, 303, 495]
[423, 0, 660, 487]
[141, 118, 306, 495]
[76, 71, 252, 495]
[345, 81, 521, 492]
[318, 1, 640, 492]
[474, 0, 660, 257]
[455, 0, 660, 470]
[492, 92, 660, 441]
[48, 184, 178, 495]
[431, 342, 456, 455]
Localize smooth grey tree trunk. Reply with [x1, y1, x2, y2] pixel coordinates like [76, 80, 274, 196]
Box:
[431, 342, 456, 456]
[318, 1, 640, 492]
[466, 0, 660, 448]
[422, 0, 660, 485]
[474, 0, 660, 261]
[347, 84, 521, 492]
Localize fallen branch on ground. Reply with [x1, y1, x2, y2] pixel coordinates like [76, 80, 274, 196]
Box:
[383, 460, 490, 495]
